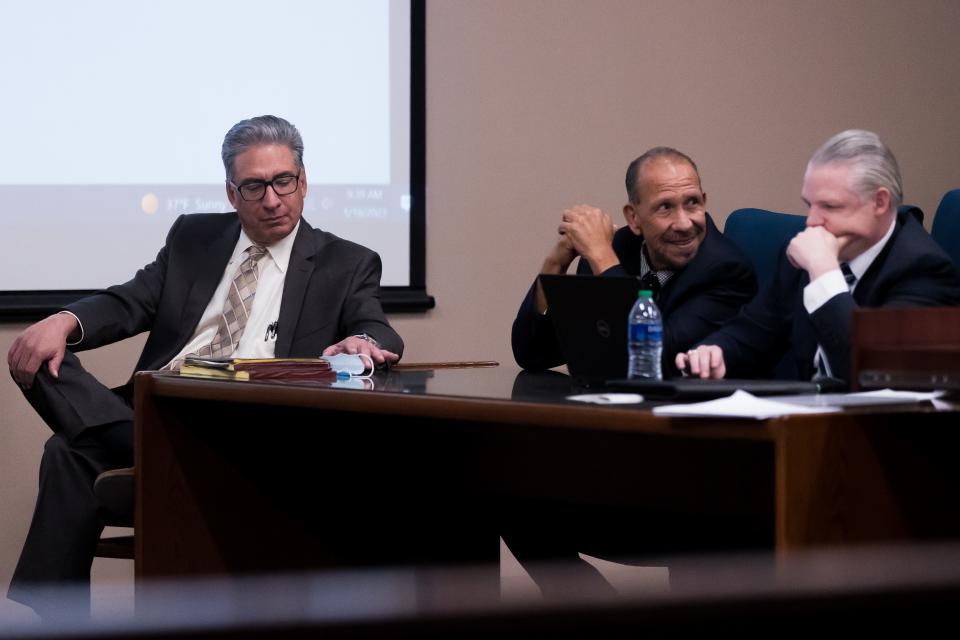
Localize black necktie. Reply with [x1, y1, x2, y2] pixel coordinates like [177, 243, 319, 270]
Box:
[815, 263, 858, 378]
[840, 262, 857, 289]
[639, 271, 661, 301]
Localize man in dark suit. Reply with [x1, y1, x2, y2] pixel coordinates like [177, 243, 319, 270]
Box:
[6, 115, 403, 615]
[512, 147, 757, 376]
[678, 129, 960, 383]
[506, 148, 757, 596]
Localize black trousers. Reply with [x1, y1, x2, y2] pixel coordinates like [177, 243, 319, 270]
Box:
[7, 351, 134, 616]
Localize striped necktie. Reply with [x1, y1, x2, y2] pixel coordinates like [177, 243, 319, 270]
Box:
[196, 245, 268, 358]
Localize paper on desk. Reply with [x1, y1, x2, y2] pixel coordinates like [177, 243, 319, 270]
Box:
[849, 388, 945, 401]
[765, 388, 946, 407]
[568, 393, 645, 404]
[853, 388, 953, 411]
[652, 389, 841, 419]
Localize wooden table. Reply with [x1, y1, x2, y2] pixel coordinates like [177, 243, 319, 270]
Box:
[134, 367, 960, 580]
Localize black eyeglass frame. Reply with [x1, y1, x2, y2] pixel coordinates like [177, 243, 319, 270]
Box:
[229, 171, 302, 202]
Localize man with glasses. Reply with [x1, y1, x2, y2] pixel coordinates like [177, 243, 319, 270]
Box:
[6, 115, 403, 615]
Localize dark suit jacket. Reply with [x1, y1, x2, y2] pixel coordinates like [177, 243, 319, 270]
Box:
[709, 210, 960, 383]
[511, 214, 757, 376]
[66, 213, 403, 376]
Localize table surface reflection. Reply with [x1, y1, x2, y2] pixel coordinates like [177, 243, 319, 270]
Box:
[149, 366, 781, 441]
[136, 365, 960, 567]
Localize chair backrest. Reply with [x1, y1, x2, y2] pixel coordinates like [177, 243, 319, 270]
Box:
[723, 208, 806, 289]
[931, 189, 960, 267]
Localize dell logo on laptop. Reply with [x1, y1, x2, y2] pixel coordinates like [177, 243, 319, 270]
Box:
[596, 320, 611, 338]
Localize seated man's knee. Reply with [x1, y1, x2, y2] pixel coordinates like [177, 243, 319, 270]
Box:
[41, 432, 74, 462]
[39, 432, 102, 482]
[19, 352, 74, 409]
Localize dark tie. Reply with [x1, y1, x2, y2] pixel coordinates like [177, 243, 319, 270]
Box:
[639, 271, 661, 301]
[840, 262, 857, 289]
[814, 262, 858, 378]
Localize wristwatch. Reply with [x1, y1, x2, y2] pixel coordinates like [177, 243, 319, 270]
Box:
[353, 333, 381, 348]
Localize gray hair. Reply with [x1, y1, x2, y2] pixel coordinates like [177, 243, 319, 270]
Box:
[625, 147, 700, 203]
[808, 129, 903, 211]
[221, 115, 304, 181]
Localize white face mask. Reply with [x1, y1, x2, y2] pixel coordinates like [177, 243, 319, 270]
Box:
[321, 353, 374, 377]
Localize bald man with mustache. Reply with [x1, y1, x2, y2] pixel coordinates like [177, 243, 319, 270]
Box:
[512, 146, 757, 377]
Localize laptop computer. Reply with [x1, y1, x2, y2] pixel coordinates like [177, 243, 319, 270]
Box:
[539, 274, 641, 386]
[605, 376, 845, 400]
[540, 273, 846, 397]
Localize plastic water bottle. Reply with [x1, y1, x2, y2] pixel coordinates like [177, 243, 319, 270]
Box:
[627, 290, 663, 380]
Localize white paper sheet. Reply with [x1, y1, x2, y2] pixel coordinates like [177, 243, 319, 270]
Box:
[849, 389, 944, 401]
[652, 390, 841, 419]
[567, 393, 645, 405]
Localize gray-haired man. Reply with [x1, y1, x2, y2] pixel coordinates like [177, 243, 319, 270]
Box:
[7, 115, 403, 614]
[678, 129, 960, 383]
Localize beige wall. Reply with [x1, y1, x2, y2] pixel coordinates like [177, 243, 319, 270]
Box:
[3, 0, 960, 602]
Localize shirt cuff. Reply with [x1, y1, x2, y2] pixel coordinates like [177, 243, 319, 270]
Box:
[57, 310, 84, 345]
[803, 269, 848, 314]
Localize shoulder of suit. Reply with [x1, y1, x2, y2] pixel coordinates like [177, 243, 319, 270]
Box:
[306, 225, 379, 259]
[887, 209, 954, 266]
[611, 227, 640, 254]
[611, 225, 639, 248]
[166, 212, 240, 244]
[610, 226, 643, 274]
[864, 211, 960, 303]
[177, 211, 237, 226]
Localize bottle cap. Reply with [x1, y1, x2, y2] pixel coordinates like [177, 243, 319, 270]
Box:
[638, 290, 653, 298]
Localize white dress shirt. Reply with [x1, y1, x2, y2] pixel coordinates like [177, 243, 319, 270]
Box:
[161, 222, 300, 367]
[803, 217, 896, 313]
[804, 217, 896, 376]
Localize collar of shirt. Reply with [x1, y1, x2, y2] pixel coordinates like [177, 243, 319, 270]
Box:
[639, 241, 674, 287]
[161, 221, 302, 369]
[809, 215, 897, 378]
[845, 215, 897, 284]
[234, 220, 300, 276]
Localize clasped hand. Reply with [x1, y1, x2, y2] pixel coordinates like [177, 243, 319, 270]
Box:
[786, 226, 844, 280]
[556, 204, 619, 274]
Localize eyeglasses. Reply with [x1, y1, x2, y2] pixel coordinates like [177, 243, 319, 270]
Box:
[230, 172, 301, 202]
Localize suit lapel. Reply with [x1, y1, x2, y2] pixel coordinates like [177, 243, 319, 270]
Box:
[176, 218, 241, 348]
[275, 221, 320, 357]
[853, 212, 904, 305]
[792, 270, 819, 376]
